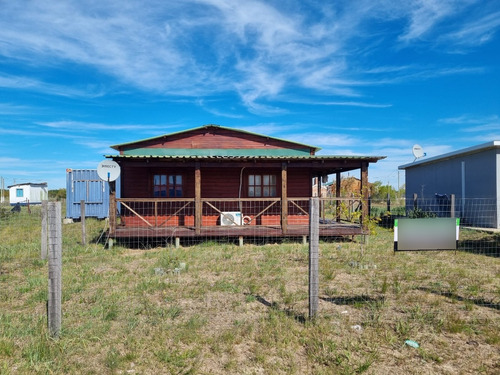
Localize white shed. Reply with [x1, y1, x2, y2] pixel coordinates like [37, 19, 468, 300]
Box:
[8, 182, 48, 205]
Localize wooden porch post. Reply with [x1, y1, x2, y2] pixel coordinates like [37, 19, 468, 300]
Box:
[360, 162, 369, 231]
[336, 172, 341, 222]
[195, 162, 202, 235]
[109, 182, 116, 237]
[281, 162, 288, 235]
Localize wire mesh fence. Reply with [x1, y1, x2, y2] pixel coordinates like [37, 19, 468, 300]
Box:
[1, 198, 499, 373]
[371, 196, 499, 256]
[1, 197, 498, 308]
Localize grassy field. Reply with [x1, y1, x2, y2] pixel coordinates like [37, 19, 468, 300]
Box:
[0, 206, 499, 374]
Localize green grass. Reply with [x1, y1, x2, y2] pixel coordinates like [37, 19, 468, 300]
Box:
[0, 205, 499, 374]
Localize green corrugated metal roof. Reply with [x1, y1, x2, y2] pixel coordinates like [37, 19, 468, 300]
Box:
[110, 124, 321, 152]
[104, 154, 386, 162]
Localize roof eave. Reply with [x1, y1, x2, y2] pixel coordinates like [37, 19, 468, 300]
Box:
[398, 140, 500, 170]
[105, 154, 386, 162]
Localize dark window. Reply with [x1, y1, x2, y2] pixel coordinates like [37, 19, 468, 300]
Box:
[153, 174, 183, 197]
[248, 174, 277, 197]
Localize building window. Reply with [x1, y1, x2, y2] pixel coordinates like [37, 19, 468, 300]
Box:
[16, 188, 23, 198]
[248, 174, 277, 197]
[153, 175, 183, 197]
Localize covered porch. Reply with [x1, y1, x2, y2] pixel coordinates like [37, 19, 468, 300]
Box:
[109, 195, 368, 241]
[106, 152, 384, 242]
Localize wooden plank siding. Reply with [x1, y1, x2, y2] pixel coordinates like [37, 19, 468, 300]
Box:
[120, 164, 312, 199]
[106, 125, 385, 239]
[119, 127, 314, 154]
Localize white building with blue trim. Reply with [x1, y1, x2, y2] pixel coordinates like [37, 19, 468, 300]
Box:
[8, 182, 48, 205]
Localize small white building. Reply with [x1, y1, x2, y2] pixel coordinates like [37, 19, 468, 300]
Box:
[8, 182, 48, 205]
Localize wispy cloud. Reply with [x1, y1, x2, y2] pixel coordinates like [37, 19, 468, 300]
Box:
[37, 121, 174, 132]
[0, 74, 105, 98]
[439, 114, 500, 132]
[0, 0, 494, 113]
[398, 0, 460, 42]
[287, 133, 360, 148]
[440, 10, 500, 47]
[0, 103, 36, 115]
[195, 100, 242, 119]
[315, 101, 392, 108]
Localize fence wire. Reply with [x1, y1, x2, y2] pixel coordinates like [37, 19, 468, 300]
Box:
[0, 198, 498, 312]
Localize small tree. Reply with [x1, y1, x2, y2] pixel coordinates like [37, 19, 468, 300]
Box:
[49, 189, 66, 200]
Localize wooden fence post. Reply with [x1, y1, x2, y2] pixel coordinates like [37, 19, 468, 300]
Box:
[309, 197, 319, 319]
[41, 200, 48, 260]
[80, 200, 86, 246]
[450, 194, 455, 218]
[109, 182, 116, 238]
[367, 196, 371, 218]
[48, 201, 62, 338]
[413, 193, 418, 211]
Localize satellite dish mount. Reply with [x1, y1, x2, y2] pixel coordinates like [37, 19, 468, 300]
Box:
[412, 144, 426, 162]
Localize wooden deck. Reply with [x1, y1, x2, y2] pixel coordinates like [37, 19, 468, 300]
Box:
[112, 223, 365, 239]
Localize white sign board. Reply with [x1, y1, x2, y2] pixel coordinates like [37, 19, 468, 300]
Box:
[394, 218, 459, 251]
[97, 160, 121, 182]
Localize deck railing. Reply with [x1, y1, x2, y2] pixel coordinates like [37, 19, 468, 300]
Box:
[112, 197, 366, 235]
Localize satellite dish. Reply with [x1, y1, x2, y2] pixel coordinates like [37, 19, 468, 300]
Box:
[412, 144, 426, 161]
[97, 160, 121, 182]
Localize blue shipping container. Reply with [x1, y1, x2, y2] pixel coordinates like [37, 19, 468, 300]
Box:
[66, 169, 120, 219]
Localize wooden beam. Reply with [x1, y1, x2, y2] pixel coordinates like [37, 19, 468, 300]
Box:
[109, 182, 117, 237]
[360, 162, 369, 231]
[195, 162, 202, 234]
[289, 199, 308, 215]
[336, 172, 341, 222]
[157, 202, 192, 227]
[281, 162, 288, 234]
[120, 201, 153, 227]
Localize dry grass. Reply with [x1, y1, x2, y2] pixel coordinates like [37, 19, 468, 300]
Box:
[0, 207, 499, 374]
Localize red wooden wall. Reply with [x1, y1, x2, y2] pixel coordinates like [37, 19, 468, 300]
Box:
[120, 166, 311, 198]
[120, 127, 313, 153]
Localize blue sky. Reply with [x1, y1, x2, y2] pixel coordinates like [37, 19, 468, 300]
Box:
[0, 0, 499, 190]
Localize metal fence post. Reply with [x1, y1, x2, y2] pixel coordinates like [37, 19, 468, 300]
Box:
[41, 200, 48, 260]
[309, 197, 319, 319]
[80, 200, 86, 245]
[48, 201, 62, 338]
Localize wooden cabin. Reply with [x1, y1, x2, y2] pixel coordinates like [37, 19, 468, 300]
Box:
[106, 125, 385, 241]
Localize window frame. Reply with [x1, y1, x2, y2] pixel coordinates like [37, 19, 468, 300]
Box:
[247, 173, 277, 198]
[153, 174, 184, 198]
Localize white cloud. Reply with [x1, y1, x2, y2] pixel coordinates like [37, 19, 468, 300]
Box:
[288, 133, 359, 148]
[398, 0, 457, 42]
[0, 0, 494, 113]
[0, 74, 105, 98]
[439, 114, 500, 132]
[37, 121, 175, 132]
[440, 10, 500, 46]
[0, 103, 36, 115]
